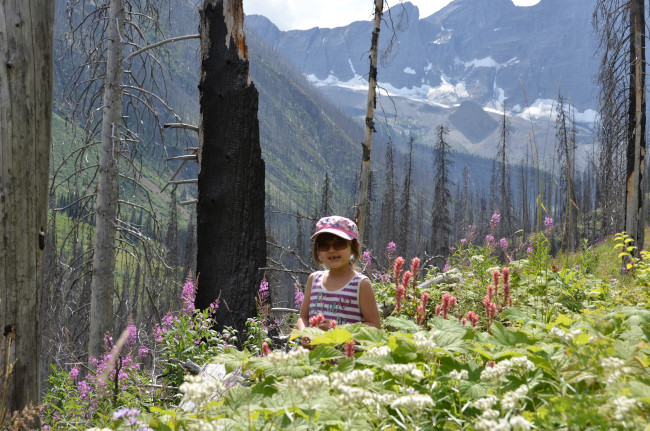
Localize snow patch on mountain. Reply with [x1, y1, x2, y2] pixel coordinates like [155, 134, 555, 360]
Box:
[403, 67, 417, 75]
[513, 99, 598, 124]
[463, 56, 520, 70]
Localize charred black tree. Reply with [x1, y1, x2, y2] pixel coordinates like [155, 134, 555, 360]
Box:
[195, 0, 266, 333]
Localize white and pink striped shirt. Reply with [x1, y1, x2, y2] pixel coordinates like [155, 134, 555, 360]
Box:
[308, 271, 367, 325]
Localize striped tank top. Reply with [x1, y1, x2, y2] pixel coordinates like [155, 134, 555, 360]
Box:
[308, 271, 367, 325]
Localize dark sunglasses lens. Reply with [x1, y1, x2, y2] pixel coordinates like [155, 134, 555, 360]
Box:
[317, 238, 349, 251]
[333, 238, 348, 250]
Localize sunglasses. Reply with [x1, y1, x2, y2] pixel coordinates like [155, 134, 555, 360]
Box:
[316, 237, 350, 251]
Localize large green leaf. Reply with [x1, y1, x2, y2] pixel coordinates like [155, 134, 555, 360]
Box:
[348, 324, 388, 345]
[310, 328, 353, 346]
[501, 307, 532, 325]
[384, 316, 422, 333]
[310, 345, 345, 362]
[490, 321, 534, 347]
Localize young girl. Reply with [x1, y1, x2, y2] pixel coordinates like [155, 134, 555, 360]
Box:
[297, 216, 381, 339]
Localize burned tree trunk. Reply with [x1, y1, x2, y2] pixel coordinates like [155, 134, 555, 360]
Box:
[625, 0, 646, 257]
[0, 0, 54, 418]
[196, 0, 266, 333]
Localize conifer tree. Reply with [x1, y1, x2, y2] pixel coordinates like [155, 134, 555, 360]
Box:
[380, 140, 398, 249]
[398, 137, 414, 256]
[431, 125, 454, 258]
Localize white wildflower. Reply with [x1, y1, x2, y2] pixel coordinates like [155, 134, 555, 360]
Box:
[449, 369, 469, 382]
[550, 326, 573, 342]
[470, 255, 485, 264]
[412, 331, 439, 353]
[509, 415, 532, 430]
[384, 363, 416, 377]
[612, 396, 638, 420]
[550, 326, 582, 343]
[330, 369, 374, 389]
[501, 385, 528, 410]
[480, 361, 510, 381]
[475, 416, 509, 431]
[600, 356, 626, 384]
[297, 374, 329, 397]
[361, 391, 397, 408]
[266, 346, 309, 366]
[365, 345, 392, 358]
[390, 393, 434, 412]
[510, 356, 535, 373]
[186, 421, 225, 431]
[179, 375, 222, 406]
[473, 394, 498, 411]
[337, 384, 373, 404]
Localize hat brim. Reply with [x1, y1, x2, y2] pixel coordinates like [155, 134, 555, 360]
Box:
[311, 228, 356, 241]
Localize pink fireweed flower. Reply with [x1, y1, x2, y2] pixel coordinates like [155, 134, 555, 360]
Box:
[443, 263, 452, 272]
[490, 213, 501, 231]
[396, 285, 406, 315]
[259, 277, 270, 303]
[138, 347, 149, 359]
[180, 279, 196, 315]
[309, 313, 325, 328]
[544, 216, 553, 229]
[70, 366, 79, 381]
[499, 238, 508, 249]
[527, 246, 534, 253]
[386, 241, 397, 255]
[262, 342, 271, 357]
[393, 256, 405, 287]
[362, 250, 372, 268]
[127, 325, 137, 347]
[460, 238, 467, 246]
[485, 234, 495, 246]
[294, 285, 305, 308]
[344, 340, 355, 358]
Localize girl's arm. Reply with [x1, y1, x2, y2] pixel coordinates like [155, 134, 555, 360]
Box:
[296, 273, 314, 330]
[359, 278, 381, 328]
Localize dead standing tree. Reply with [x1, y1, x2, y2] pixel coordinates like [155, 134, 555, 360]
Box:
[0, 0, 54, 419]
[195, 0, 266, 333]
[357, 0, 384, 244]
[593, 0, 646, 252]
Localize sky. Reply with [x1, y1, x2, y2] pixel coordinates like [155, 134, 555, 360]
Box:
[243, 0, 542, 31]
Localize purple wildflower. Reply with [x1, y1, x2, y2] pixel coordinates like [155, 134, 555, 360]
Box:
[443, 263, 452, 273]
[490, 213, 501, 231]
[180, 279, 196, 315]
[485, 234, 495, 246]
[460, 238, 467, 246]
[362, 250, 372, 267]
[499, 238, 508, 249]
[544, 216, 553, 229]
[386, 241, 397, 254]
[69, 366, 79, 381]
[127, 325, 137, 347]
[295, 284, 304, 308]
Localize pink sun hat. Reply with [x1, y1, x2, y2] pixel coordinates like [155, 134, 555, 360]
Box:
[311, 216, 359, 241]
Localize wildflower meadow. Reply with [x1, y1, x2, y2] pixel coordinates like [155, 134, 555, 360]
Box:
[39, 223, 650, 430]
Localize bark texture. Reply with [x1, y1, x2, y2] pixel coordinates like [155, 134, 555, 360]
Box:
[357, 0, 383, 244]
[625, 0, 646, 256]
[196, 0, 266, 333]
[0, 0, 54, 414]
[88, 0, 125, 359]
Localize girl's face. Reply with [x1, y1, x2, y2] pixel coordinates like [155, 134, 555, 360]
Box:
[315, 234, 352, 269]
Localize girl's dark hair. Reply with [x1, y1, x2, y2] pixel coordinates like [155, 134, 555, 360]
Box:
[312, 233, 361, 268]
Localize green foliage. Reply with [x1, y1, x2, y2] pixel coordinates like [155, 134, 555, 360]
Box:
[46, 233, 650, 430]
